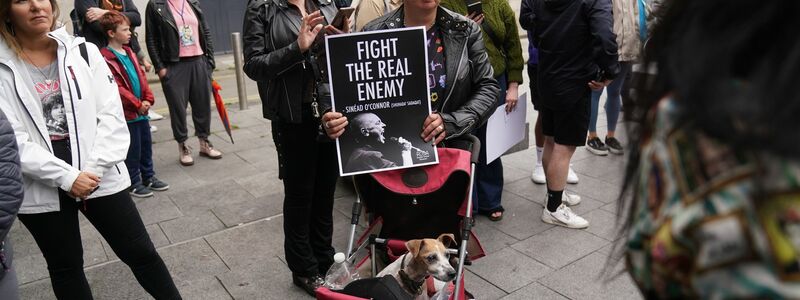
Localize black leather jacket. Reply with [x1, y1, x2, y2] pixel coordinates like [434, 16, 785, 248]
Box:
[145, 0, 215, 72]
[362, 7, 499, 140]
[243, 0, 337, 123]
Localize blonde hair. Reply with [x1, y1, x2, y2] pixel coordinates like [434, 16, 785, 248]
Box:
[0, 0, 61, 55]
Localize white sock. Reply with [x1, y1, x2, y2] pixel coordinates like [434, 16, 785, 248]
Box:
[536, 147, 544, 166]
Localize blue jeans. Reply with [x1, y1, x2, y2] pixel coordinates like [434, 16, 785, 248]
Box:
[589, 62, 631, 133]
[126, 119, 155, 185]
[473, 74, 507, 213]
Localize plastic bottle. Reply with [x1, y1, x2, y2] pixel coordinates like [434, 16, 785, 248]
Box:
[324, 252, 359, 289]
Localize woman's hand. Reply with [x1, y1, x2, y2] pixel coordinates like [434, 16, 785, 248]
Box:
[157, 68, 168, 79]
[588, 79, 612, 91]
[70, 171, 100, 199]
[322, 111, 348, 139]
[325, 18, 350, 35]
[421, 113, 446, 144]
[86, 7, 108, 22]
[138, 101, 151, 115]
[467, 12, 484, 25]
[298, 11, 326, 53]
[505, 82, 519, 113]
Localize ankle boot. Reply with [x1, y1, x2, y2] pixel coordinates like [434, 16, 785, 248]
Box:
[179, 143, 194, 166]
[198, 138, 222, 159]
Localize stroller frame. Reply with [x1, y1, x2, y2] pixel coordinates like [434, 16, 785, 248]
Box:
[342, 135, 481, 300]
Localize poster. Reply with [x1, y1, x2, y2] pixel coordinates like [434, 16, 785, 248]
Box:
[326, 27, 439, 176]
[486, 93, 527, 164]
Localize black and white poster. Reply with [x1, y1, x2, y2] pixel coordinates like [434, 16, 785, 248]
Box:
[326, 27, 438, 176]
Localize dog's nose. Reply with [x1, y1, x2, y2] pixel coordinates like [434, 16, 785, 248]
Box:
[447, 270, 457, 278]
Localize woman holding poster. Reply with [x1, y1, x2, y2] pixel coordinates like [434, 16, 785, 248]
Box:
[242, 0, 348, 296]
[322, 0, 500, 160]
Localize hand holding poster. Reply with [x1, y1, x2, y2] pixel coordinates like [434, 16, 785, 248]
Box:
[326, 27, 439, 176]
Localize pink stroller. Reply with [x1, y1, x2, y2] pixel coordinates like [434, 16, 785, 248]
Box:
[317, 135, 485, 300]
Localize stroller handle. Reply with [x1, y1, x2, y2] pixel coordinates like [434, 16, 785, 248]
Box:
[445, 134, 481, 164]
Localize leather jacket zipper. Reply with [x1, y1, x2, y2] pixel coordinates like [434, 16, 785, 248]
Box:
[155, 3, 180, 34]
[67, 66, 82, 99]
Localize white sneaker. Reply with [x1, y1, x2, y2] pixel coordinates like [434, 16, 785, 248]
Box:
[542, 204, 589, 229]
[531, 163, 546, 184]
[149, 111, 164, 121]
[150, 125, 158, 133]
[563, 192, 581, 206]
[567, 165, 579, 184]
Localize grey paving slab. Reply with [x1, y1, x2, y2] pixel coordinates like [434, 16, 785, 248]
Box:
[234, 147, 279, 169]
[503, 177, 548, 202]
[500, 148, 537, 173]
[175, 275, 233, 300]
[175, 153, 263, 185]
[468, 247, 553, 293]
[212, 193, 284, 227]
[160, 210, 227, 243]
[14, 251, 48, 285]
[500, 282, 568, 300]
[205, 128, 273, 155]
[79, 223, 110, 267]
[133, 194, 183, 226]
[167, 180, 255, 216]
[600, 201, 619, 215]
[565, 195, 606, 216]
[471, 218, 519, 255]
[511, 227, 608, 269]
[571, 155, 626, 181]
[205, 218, 285, 270]
[217, 257, 308, 300]
[502, 163, 531, 184]
[233, 170, 283, 199]
[463, 269, 508, 300]
[18, 279, 56, 300]
[158, 239, 230, 283]
[538, 252, 642, 300]
[583, 209, 623, 241]
[565, 174, 622, 204]
[85, 261, 150, 299]
[148, 158, 201, 193]
[332, 194, 360, 220]
[102, 224, 170, 263]
[484, 192, 553, 240]
[334, 178, 357, 198]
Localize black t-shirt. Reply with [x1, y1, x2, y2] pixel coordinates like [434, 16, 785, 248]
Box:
[426, 26, 446, 111]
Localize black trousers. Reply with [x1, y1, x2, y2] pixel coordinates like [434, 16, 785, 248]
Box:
[272, 112, 339, 277]
[18, 140, 181, 300]
[160, 56, 212, 143]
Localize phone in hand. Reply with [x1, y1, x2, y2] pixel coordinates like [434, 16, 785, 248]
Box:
[467, 0, 482, 16]
[331, 7, 355, 30]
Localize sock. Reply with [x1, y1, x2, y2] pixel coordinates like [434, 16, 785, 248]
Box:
[536, 147, 544, 165]
[546, 189, 563, 212]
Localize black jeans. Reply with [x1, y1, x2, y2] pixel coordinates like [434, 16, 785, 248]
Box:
[18, 140, 181, 300]
[272, 112, 339, 277]
[160, 56, 212, 143]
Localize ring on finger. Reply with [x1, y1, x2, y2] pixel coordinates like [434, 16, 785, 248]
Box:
[437, 125, 444, 132]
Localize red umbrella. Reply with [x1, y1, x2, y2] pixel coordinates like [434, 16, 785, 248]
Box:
[211, 79, 234, 144]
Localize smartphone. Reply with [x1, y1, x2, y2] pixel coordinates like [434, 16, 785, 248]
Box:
[331, 7, 355, 30]
[467, 1, 482, 16]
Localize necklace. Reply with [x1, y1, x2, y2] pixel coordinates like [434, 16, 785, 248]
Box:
[21, 51, 57, 85]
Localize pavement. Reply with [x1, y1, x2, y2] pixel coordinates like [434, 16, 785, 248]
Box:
[13, 18, 644, 300]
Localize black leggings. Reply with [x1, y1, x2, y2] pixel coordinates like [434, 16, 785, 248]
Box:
[18, 140, 181, 300]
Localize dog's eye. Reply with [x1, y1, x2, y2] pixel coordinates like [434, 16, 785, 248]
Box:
[426, 255, 436, 262]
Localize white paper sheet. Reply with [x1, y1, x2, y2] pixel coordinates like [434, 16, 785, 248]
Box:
[486, 93, 528, 164]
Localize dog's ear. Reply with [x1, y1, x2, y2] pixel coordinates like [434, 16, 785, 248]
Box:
[406, 239, 424, 257]
[437, 233, 456, 248]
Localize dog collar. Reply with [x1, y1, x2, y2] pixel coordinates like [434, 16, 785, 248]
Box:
[399, 255, 427, 295]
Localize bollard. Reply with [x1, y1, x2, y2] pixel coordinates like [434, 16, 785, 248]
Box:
[231, 32, 249, 110]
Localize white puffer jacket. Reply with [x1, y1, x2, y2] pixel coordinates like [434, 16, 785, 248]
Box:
[0, 27, 130, 214]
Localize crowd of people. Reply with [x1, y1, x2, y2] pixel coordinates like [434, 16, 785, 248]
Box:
[0, 0, 795, 298]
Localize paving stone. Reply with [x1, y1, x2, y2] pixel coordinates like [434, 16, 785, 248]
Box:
[463, 269, 508, 300]
[471, 218, 518, 255]
[468, 248, 553, 293]
[334, 177, 357, 198]
[212, 193, 284, 227]
[14, 253, 49, 285]
[583, 209, 624, 241]
[158, 239, 230, 283]
[205, 218, 285, 270]
[571, 154, 626, 180]
[539, 252, 643, 300]
[147, 161, 201, 194]
[177, 154, 263, 185]
[566, 174, 622, 204]
[217, 257, 308, 300]
[500, 148, 537, 173]
[133, 194, 183, 226]
[168, 180, 255, 216]
[205, 128, 272, 155]
[85, 261, 150, 299]
[18, 279, 56, 300]
[565, 195, 606, 217]
[79, 223, 109, 267]
[102, 224, 170, 263]
[502, 164, 531, 184]
[233, 170, 283, 199]
[332, 194, 360, 221]
[503, 177, 548, 202]
[512, 227, 608, 269]
[234, 147, 278, 169]
[484, 193, 553, 240]
[175, 275, 233, 300]
[500, 282, 568, 300]
[600, 201, 619, 215]
[160, 210, 226, 243]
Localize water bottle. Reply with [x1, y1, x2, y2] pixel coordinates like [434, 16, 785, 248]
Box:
[324, 252, 359, 289]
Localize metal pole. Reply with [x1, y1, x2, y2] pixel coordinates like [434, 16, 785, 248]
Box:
[230, 32, 248, 110]
[453, 162, 476, 300]
[346, 179, 363, 258]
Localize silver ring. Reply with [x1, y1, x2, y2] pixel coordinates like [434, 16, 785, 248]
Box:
[324, 121, 330, 129]
[437, 125, 443, 132]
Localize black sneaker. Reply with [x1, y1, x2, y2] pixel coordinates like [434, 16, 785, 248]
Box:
[605, 137, 624, 155]
[143, 177, 170, 191]
[292, 274, 324, 297]
[586, 137, 609, 156]
[129, 184, 154, 198]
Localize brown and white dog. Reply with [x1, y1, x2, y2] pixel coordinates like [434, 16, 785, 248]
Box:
[377, 234, 458, 299]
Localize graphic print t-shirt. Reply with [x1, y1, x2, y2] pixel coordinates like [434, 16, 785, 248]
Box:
[426, 26, 446, 111]
[24, 61, 69, 141]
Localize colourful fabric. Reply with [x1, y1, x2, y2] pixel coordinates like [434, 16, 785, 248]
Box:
[627, 97, 800, 298]
[167, 0, 204, 57]
[426, 26, 446, 111]
[439, 0, 524, 84]
[23, 61, 68, 141]
[109, 47, 141, 99]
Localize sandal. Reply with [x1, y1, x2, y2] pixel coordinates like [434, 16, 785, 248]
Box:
[486, 206, 505, 222]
